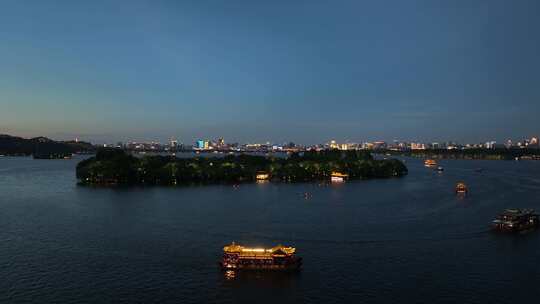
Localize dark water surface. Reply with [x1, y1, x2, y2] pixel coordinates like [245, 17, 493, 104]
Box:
[1, 156, 540, 303]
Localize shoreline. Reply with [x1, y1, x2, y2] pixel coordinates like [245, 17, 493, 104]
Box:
[380, 149, 540, 161]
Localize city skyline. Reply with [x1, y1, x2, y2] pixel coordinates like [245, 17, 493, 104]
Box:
[1, 130, 539, 148]
[2, 0, 540, 143]
[56, 134, 540, 149]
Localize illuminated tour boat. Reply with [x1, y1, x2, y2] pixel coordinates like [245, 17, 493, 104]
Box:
[220, 243, 302, 271]
[424, 159, 437, 167]
[455, 182, 468, 194]
[255, 171, 270, 181]
[330, 172, 349, 183]
[492, 209, 539, 232]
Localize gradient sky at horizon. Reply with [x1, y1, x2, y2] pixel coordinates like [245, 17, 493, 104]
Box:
[1, 0, 539, 144]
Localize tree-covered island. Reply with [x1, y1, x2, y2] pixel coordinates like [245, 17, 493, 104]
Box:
[76, 149, 408, 186]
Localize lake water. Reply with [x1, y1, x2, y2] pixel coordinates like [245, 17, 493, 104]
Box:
[1, 156, 540, 303]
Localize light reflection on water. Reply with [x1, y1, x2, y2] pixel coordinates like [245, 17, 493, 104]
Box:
[224, 270, 236, 280]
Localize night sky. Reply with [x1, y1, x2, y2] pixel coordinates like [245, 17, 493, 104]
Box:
[1, 0, 539, 144]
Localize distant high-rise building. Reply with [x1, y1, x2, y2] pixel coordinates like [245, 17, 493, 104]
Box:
[373, 141, 387, 150]
[196, 140, 205, 149]
[411, 143, 426, 150]
[485, 141, 497, 149]
[168, 140, 178, 152]
[362, 142, 374, 150]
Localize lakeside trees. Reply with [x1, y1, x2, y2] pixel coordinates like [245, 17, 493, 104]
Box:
[384, 148, 540, 160]
[76, 149, 408, 186]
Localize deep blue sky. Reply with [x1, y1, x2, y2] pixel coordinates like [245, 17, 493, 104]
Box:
[1, 0, 539, 144]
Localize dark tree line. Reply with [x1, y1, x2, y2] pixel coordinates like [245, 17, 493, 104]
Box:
[76, 149, 408, 186]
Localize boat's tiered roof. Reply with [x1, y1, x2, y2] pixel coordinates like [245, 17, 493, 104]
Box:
[331, 172, 349, 178]
[425, 159, 437, 165]
[223, 243, 296, 257]
[456, 182, 467, 189]
[499, 209, 536, 217]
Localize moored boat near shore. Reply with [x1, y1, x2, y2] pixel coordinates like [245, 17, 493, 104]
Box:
[219, 243, 302, 271]
[256, 171, 270, 181]
[492, 209, 539, 232]
[330, 172, 348, 183]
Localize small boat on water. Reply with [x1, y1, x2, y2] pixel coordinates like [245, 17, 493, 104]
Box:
[455, 182, 468, 194]
[436, 166, 444, 172]
[424, 159, 437, 167]
[220, 243, 302, 271]
[492, 209, 539, 232]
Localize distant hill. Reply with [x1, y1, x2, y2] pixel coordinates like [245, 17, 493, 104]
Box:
[0, 134, 96, 156]
[61, 140, 96, 152]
